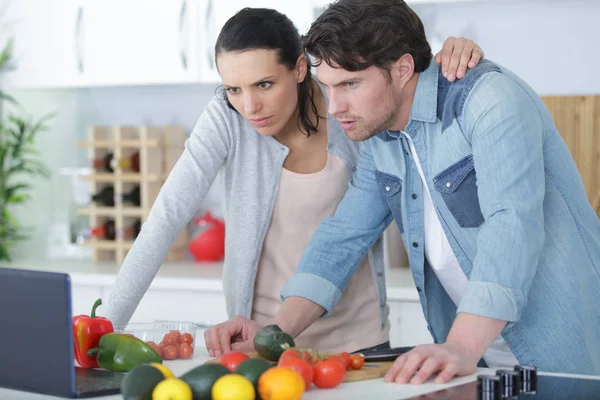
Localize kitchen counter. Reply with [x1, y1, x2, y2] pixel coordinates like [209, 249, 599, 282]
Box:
[1, 348, 599, 400]
[4, 259, 420, 301]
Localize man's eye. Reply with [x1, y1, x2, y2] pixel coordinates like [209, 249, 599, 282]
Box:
[346, 81, 356, 87]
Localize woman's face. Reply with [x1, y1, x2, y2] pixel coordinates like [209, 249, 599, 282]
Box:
[217, 49, 306, 137]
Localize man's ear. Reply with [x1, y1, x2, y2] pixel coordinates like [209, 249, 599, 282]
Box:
[295, 54, 308, 83]
[391, 53, 415, 89]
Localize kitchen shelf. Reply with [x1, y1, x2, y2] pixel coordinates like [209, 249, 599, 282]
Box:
[79, 173, 161, 183]
[77, 206, 145, 217]
[77, 139, 161, 149]
[80, 124, 189, 264]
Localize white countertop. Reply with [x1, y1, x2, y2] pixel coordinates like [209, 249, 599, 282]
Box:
[6, 347, 598, 400]
[4, 259, 420, 301]
[2, 348, 598, 400]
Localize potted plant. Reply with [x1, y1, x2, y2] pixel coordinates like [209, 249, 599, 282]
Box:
[0, 37, 52, 261]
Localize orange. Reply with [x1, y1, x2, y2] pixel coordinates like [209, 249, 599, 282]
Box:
[258, 366, 305, 400]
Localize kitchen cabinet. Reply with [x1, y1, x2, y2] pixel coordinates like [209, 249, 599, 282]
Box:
[201, 0, 314, 84]
[0, 0, 92, 89]
[387, 299, 433, 347]
[0, 0, 314, 89]
[85, 0, 204, 86]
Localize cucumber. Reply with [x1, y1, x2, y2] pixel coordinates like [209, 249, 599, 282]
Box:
[253, 324, 295, 362]
[235, 358, 274, 398]
[180, 363, 231, 400]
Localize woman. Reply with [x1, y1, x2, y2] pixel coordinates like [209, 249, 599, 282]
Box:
[104, 7, 484, 357]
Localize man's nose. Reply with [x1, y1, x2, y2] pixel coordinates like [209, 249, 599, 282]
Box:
[327, 91, 347, 116]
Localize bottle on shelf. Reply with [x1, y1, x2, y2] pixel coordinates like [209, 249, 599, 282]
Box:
[90, 185, 141, 207]
[91, 151, 140, 173]
[86, 219, 142, 241]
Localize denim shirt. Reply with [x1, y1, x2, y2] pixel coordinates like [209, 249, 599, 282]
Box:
[281, 58, 600, 375]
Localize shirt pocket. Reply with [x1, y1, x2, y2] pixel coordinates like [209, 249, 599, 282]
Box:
[433, 155, 484, 228]
[375, 170, 404, 233]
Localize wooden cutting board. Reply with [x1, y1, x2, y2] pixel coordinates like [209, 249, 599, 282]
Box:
[204, 351, 394, 383]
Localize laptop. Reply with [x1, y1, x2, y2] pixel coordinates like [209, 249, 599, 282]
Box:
[0, 267, 123, 398]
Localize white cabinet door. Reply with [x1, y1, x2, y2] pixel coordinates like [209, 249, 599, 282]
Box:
[388, 299, 433, 347]
[199, 0, 314, 84]
[0, 0, 92, 89]
[86, 0, 201, 86]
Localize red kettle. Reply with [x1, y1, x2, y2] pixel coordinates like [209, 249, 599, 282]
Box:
[189, 211, 225, 262]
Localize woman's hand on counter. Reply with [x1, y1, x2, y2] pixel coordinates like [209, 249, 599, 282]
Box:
[204, 315, 263, 357]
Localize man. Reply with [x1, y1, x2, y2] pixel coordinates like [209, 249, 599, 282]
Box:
[206, 0, 600, 384]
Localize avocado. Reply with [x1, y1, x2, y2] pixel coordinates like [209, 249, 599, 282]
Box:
[235, 358, 274, 398]
[180, 363, 231, 400]
[120, 364, 165, 400]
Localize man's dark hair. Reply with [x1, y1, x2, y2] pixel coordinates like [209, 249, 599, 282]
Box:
[303, 0, 432, 74]
[215, 8, 320, 136]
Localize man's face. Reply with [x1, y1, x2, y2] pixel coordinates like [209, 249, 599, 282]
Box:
[316, 60, 402, 141]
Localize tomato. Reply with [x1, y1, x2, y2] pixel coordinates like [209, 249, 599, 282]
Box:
[278, 356, 314, 388]
[180, 333, 194, 345]
[178, 342, 194, 359]
[219, 351, 250, 372]
[162, 344, 178, 360]
[168, 330, 181, 342]
[312, 358, 346, 388]
[338, 352, 352, 369]
[147, 342, 163, 358]
[162, 332, 178, 346]
[280, 348, 301, 361]
[349, 354, 365, 370]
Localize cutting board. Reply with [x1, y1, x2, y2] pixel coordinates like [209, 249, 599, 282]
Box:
[204, 352, 394, 383]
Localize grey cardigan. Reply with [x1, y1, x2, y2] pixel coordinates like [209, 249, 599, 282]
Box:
[104, 94, 389, 328]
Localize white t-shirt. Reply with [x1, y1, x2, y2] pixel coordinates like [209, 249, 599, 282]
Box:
[401, 132, 519, 368]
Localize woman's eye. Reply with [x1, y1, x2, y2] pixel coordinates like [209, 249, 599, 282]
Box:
[226, 87, 239, 94]
[258, 81, 272, 89]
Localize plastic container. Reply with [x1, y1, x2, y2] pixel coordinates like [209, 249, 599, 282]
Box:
[113, 321, 197, 360]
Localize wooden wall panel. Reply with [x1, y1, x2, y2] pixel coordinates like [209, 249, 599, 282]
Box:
[541, 95, 600, 215]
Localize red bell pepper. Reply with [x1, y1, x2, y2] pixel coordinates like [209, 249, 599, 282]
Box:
[72, 298, 114, 368]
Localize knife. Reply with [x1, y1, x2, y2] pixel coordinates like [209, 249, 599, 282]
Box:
[352, 346, 415, 362]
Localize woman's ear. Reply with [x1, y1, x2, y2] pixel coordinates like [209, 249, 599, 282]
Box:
[295, 54, 308, 83]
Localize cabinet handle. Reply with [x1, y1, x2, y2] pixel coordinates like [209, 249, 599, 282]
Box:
[178, 0, 188, 70]
[74, 6, 84, 73]
[205, 0, 215, 70]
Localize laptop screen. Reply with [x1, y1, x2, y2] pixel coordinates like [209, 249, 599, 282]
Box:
[0, 267, 77, 397]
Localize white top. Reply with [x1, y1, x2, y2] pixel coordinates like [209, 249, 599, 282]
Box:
[401, 132, 519, 368]
[251, 153, 389, 352]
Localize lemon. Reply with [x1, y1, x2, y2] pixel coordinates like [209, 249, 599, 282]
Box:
[150, 362, 176, 379]
[152, 378, 193, 400]
[211, 374, 255, 400]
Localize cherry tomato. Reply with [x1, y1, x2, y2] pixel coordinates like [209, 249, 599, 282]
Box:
[180, 333, 194, 345]
[168, 330, 181, 342]
[312, 358, 346, 388]
[219, 351, 250, 372]
[349, 354, 365, 370]
[146, 342, 163, 358]
[178, 342, 194, 359]
[338, 352, 352, 369]
[162, 332, 178, 346]
[162, 344, 178, 360]
[278, 356, 314, 388]
[279, 348, 301, 362]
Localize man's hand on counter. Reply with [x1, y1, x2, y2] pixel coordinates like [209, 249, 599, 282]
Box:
[204, 316, 263, 357]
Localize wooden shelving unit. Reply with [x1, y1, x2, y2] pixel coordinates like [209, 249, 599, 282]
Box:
[76, 125, 189, 264]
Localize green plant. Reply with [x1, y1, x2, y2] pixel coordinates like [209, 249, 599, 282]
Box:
[0, 37, 52, 261]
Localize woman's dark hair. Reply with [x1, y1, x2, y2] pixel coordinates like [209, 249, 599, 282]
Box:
[303, 0, 432, 74]
[215, 8, 320, 136]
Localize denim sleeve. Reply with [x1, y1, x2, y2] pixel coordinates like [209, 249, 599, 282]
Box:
[458, 72, 546, 325]
[280, 140, 393, 316]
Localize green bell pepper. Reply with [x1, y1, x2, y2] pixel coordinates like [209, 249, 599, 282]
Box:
[87, 333, 162, 372]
